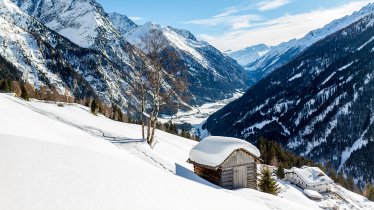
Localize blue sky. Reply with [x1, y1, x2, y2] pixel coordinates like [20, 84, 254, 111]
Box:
[98, 0, 374, 51]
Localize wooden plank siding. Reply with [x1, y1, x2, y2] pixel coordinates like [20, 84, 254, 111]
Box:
[221, 168, 234, 189]
[247, 162, 257, 189]
[191, 149, 258, 190]
[221, 150, 255, 168]
[233, 165, 248, 188]
[221, 149, 257, 189]
[193, 165, 222, 186]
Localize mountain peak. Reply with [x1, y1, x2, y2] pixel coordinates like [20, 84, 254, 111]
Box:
[228, 44, 271, 66]
[11, 0, 120, 48]
[108, 12, 138, 35]
[240, 2, 374, 86]
[354, 2, 374, 16]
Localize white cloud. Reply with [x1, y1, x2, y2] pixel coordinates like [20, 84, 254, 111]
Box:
[213, 7, 241, 18]
[185, 14, 262, 30]
[213, 4, 254, 18]
[129, 16, 143, 21]
[198, 0, 374, 51]
[257, 0, 291, 11]
[184, 2, 258, 29]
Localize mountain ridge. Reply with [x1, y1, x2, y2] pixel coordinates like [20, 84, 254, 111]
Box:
[0, 0, 247, 115]
[239, 3, 374, 86]
[116, 18, 248, 105]
[228, 44, 271, 66]
[205, 10, 374, 186]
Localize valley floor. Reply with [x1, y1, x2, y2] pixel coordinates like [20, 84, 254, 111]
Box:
[0, 94, 373, 210]
[159, 91, 244, 138]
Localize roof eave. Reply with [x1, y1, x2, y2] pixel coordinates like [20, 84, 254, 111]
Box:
[187, 159, 220, 170]
[187, 149, 262, 170]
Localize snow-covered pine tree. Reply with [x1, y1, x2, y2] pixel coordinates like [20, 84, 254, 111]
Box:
[259, 168, 279, 195]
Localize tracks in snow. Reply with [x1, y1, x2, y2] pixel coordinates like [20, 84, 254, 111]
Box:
[5, 96, 175, 174]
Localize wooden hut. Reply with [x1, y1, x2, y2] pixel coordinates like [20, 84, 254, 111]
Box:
[188, 136, 261, 190]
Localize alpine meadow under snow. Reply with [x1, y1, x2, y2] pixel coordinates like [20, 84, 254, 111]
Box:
[1, 94, 374, 210]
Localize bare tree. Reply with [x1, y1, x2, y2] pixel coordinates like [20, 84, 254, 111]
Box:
[144, 29, 165, 148]
[131, 56, 147, 140]
[132, 28, 188, 148]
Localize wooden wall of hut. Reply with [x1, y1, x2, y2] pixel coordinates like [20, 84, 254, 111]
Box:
[192, 149, 258, 190]
[193, 165, 221, 186]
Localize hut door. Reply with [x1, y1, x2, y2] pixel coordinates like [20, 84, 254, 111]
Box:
[233, 165, 247, 189]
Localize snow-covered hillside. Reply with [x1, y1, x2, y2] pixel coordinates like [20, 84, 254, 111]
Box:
[108, 12, 138, 35]
[1, 94, 373, 210]
[119, 20, 248, 105]
[12, 0, 119, 48]
[206, 9, 374, 187]
[0, 0, 156, 110]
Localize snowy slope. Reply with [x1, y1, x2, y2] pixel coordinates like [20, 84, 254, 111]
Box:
[228, 44, 271, 66]
[120, 21, 248, 105]
[245, 3, 374, 85]
[12, 0, 119, 48]
[0, 0, 103, 97]
[0, 0, 63, 89]
[108, 12, 138, 35]
[3, 94, 372, 209]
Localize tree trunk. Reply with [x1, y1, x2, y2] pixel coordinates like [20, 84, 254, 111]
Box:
[141, 85, 145, 140]
[147, 109, 154, 145]
[149, 70, 161, 148]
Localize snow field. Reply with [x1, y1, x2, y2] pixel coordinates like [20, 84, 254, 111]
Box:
[1, 94, 373, 210]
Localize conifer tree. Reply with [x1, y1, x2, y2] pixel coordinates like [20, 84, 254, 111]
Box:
[91, 99, 98, 115]
[365, 183, 374, 201]
[276, 165, 285, 179]
[259, 168, 279, 195]
[20, 84, 29, 101]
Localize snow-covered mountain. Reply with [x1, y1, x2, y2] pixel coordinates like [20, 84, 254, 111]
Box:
[12, 0, 120, 48]
[0, 0, 103, 98]
[0, 0, 247, 115]
[205, 9, 374, 186]
[0, 0, 161, 114]
[108, 12, 138, 35]
[228, 44, 271, 66]
[244, 3, 374, 86]
[2, 93, 373, 210]
[113, 18, 248, 105]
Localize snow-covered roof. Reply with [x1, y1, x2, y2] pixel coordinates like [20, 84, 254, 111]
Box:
[189, 136, 261, 168]
[303, 189, 323, 200]
[286, 166, 334, 186]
